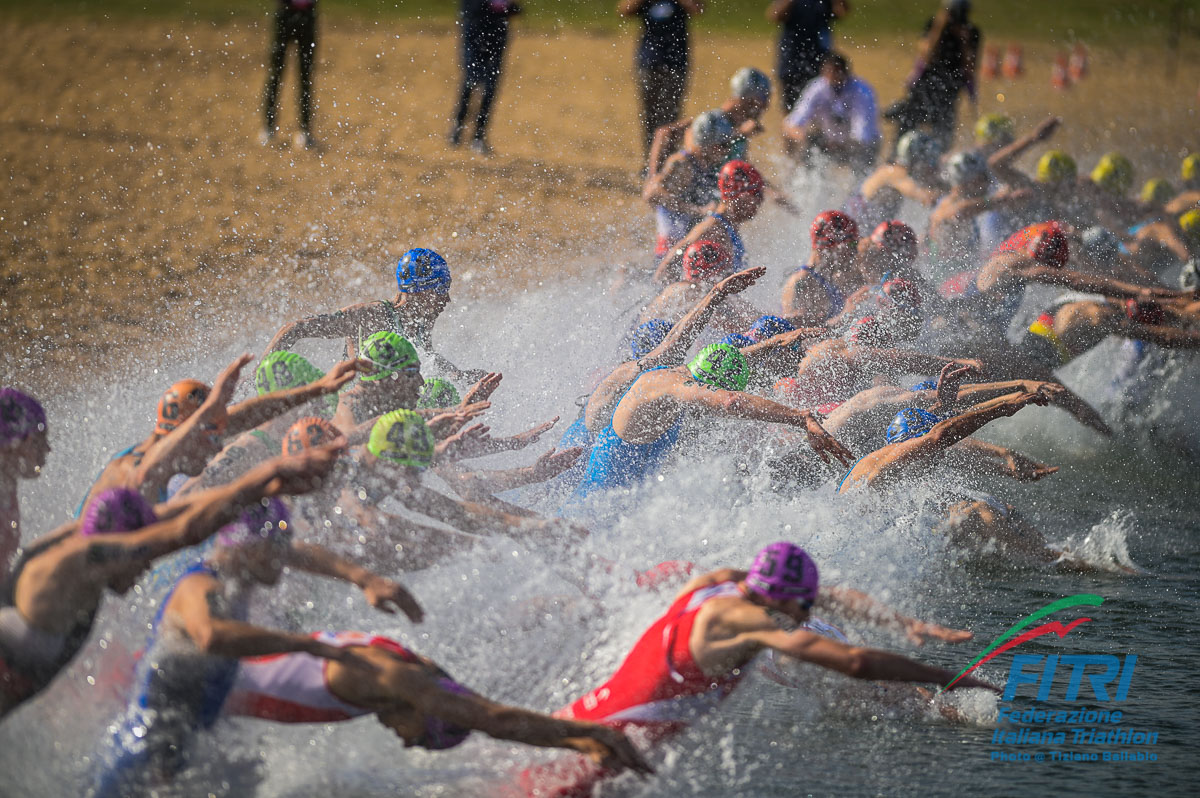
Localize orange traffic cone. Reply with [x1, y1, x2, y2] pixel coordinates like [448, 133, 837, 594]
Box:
[1051, 52, 1071, 89]
[1068, 43, 1089, 82]
[981, 44, 1000, 80]
[1002, 44, 1024, 79]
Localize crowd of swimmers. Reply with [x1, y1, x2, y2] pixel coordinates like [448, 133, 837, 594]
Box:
[3, 63, 1199, 797]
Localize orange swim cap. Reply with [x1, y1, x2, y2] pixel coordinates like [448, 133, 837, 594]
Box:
[282, 417, 342, 455]
[156, 379, 210, 435]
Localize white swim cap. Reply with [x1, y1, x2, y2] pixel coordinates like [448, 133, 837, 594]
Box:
[730, 67, 771, 105]
[943, 150, 988, 187]
[691, 110, 735, 151]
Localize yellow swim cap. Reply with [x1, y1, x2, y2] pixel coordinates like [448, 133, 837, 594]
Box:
[1036, 150, 1077, 185]
[974, 113, 1015, 146]
[1140, 178, 1176, 206]
[1090, 152, 1134, 195]
[1182, 154, 1200, 184]
[1180, 209, 1200, 245]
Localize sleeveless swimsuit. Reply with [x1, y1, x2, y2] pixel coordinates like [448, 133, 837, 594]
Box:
[654, 151, 716, 259]
[708, 211, 745, 270]
[794, 264, 846, 320]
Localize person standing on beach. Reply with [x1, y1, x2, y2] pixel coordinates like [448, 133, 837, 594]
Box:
[767, 0, 848, 113]
[450, 0, 522, 155]
[619, 0, 703, 160]
[261, 0, 319, 150]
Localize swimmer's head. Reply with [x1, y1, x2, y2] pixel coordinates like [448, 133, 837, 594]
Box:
[885, 407, 942, 443]
[690, 110, 735, 153]
[973, 113, 1015, 147]
[217, 498, 292, 584]
[747, 314, 796, 343]
[255, 351, 325, 395]
[1182, 153, 1200, 188]
[1139, 178, 1175, 207]
[282, 417, 342, 455]
[943, 150, 989, 190]
[1179, 209, 1200, 247]
[1091, 152, 1134, 196]
[729, 67, 772, 112]
[396, 248, 451, 295]
[1036, 150, 1077, 186]
[877, 278, 923, 312]
[895, 130, 943, 172]
[687, 343, 751, 392]
[1027, 222, 1070, 267]
[810, 210, 858, 251]
[869, 220, 919, 268]
[682, 239, 733, 283]
[630, 319, 674, 360]
[845, 315, 891, 348]
[359, 332, 421, 383]
[718, 160, 765, 218]
[1180, 258, 1199, 291]
[81, 488, 158, 538]
[1081, 226, 1121, 264]
[744, 541, 819, 610]
[416, 378, 461, 409]
[368, 409, 436, 470]
[0, 388, 49, 476]
[1124, 299, 1165, 326]
[719, 333, 754, 349]
[156, 379, 210, 435]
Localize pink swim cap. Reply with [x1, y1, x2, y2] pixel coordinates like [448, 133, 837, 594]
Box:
[745, 541, 819, 604]
[0, 388, 47, 446]
[217, 497, 291, 548]
[81, 488, 159, 536]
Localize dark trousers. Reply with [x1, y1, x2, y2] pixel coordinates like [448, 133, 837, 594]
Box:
[779, 62, 821, 114]
[637, 64, 687, 156]
[263, 7, 316, 133]
[452, 22, 509, 143]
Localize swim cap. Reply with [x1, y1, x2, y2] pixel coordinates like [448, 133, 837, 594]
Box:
[217, 497, 292, 549]
[846, 315, 891, 347]
[810, 210, 858, 249]
[885, 407, 942, 443]
[943, 150, 988, 187]
[730, 67, 771, 105]
[1124, 299, 1165, 326]
[1081, 226, 1121, 263]
[719, 333, 755, 348]
[687, 343, 750, 391]
[396, 248, 451, 295]
[878, 278, 923, 310]
[1182, 153, 1200, 184]
[630, 319, 674, 360]
[156, 379, 210, 435]
[359, 332, 420, 381]
[718, 159, 764, 200]
[747, 314, 796, 342]
[994, 221, 1068, 266]
[81, 488, 158, 537]
[869, 220, 919, 266]
[1090, 152, 1134, 196]
[690, 110, 735, 151]
[282, 416, 342, 455]
[368, 409, 436, 469]
[1036, 150, 1077, 185]
[1179, 209, 1200, 245]
[745, 541, 819, 604]
[1181, 258, 1199, 291]
[973, 113, 1015, 146]
[1139, 178, 1175, 206]
[910, 377, 939, 391]
[682, 239, 733, 282]
[255, 351, 325, 395]
[0, 388, 47, 445]
[417, 378, 461, 409]
[895, 131, 942, 170]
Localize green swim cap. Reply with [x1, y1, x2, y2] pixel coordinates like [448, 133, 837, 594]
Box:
[973, 113, 1014, 146]
[1036, 150, 1077, 185]
[687, 343, 750, 391]
[367, 409, 436, 469]
[1140, 178, 1176, 206]
[255, 351, 325, 395]
[1181, 153, 1199, 184]
[360, 332, 420, 381]
[417, 378, 460, 409]
[1090, 152, 1134, 196]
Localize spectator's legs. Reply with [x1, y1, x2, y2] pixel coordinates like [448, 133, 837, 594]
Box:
[472, 29, 509, 143]
[263, 8, 291, 134]
[296, 10, 317, 136]
[638, 65, 686, 156]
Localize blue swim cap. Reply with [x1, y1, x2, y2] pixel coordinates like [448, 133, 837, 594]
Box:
[910, 377, 938, 392]
[719, 333, 754, 348]
[396, 248, 451, 294]
[747, 314, 796, 342]
[885, 407, 941, 443]
[630, 319, 673, 359]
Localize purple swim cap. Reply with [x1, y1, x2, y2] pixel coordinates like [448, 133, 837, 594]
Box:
[81, 488, 159, 537]
[745, 541, 819, 604]
[217, 497, 292, 548]
[0, 388, 47, 445]
[419, 677, 474, 750]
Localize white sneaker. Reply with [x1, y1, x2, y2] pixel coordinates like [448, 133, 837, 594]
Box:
[258, 129, 274, 146]
[294, 131, 319, 151]
[469, 139, 492, 156]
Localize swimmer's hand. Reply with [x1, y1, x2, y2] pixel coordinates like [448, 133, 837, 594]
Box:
[205, 353, 254, 429]
[711, 266, 767, 302]
[492, 417, 559, 452]
[1032, 116, 1062, 143]
[568, 729, 655, 777]
[315, 358, 370, 393]
[801, 412, 856, 467]
[529, 446, 586, 481]
[435, 423, 493, 463]
[459, 368, 492, 385]
[931, 361, 977, 411]
[1004, 451, 1059, 482]
[462, 372, 503, 405]
[362, 576, 424, 623]
[427, 403, 491, 440]
[903, 619, 973, 646]
[947, 673, 1001, 693]
[262, 441, 345, 496]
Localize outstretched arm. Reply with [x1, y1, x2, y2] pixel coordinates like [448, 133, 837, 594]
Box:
[942, 439, 1059, 482]
[988, 116, 1060, 179]
[262, 302, 388, 357]
[954, 380, 1111, 436]
[287, 542, 423, 622]
[642, 267, 768, 368]
[226, 358, 363, 435]
[1020, 264, 1183, 300]
[818, 586, 973, 645]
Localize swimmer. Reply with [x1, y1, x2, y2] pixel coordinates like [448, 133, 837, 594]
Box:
[638, 240, 756, 333]
[833, 221, 927, 324]
[654, 160, 765, 282]
[0, 389, 49, 571]
[520, 542, 989, 797]
[780, 210, 860, 323]
[263, 247, 485, 383]
[90, 503, 650, 797]
[981, 115, 1060, 184]
[849, 131, 943, 230]
[0, 445, 342, 719]
[927, 151, 1030, 276]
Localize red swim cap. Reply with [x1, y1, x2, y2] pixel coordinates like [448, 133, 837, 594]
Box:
[811, 210, 859, 250]
[1124, 298, 1165, 326]
[994, 221, 1069, 267]
[282, 417, 343, 455]
[870, 220, 919, 265]
[846, 315, 890, 347]
[879, 278, 923, 309]
[156, 379, 210, 435]
[718, 159, 765, 200]
[682, 239, 733, 282]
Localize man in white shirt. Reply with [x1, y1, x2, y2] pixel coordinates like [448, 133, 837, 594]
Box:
[783, 51, 880, 173]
